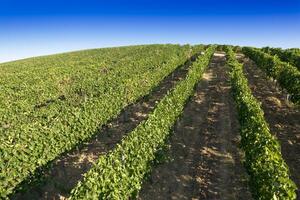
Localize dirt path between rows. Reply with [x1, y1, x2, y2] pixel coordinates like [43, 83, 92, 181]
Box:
[12, 54, 201, 200]
[138, 54, 252, 200]
[242, 56, 300, 197]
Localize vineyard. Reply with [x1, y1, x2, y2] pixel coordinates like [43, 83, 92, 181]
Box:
[0, 44, 299, 199]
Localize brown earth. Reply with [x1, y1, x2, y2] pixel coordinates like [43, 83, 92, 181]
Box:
[11, 54, 201, 200]
[242, 56, 300, 197]
[137, 54, 252, 200]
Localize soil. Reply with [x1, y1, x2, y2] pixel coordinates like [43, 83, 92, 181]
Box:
[137, 54, 252, 200]
[242, 56, 300, 197]
[11, 54, 201, 200]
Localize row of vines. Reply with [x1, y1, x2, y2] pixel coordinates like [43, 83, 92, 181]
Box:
[242, 47, 300, 104]
[262, 47, 300, 70]
[226, 47, 297, 199]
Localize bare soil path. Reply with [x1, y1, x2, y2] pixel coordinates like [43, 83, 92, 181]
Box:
[138, 54, 252, 200]
[242, 56, 300, 197]
[12, 54, 201, 200]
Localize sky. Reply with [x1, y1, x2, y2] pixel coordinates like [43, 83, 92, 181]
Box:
[0, 0, 300, 63]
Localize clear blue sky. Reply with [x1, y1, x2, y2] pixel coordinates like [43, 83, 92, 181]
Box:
[0, 0, 299, 62]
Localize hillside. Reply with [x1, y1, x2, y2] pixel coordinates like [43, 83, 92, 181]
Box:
[0, 44, 299, 199]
